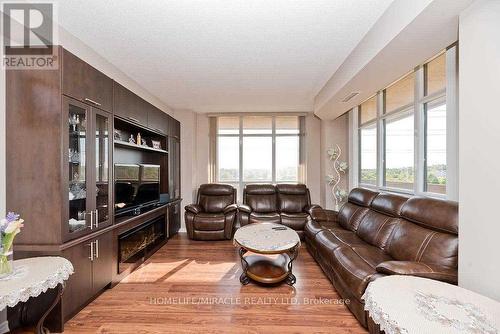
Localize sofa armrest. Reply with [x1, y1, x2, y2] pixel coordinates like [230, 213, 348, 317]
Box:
[305, 205, 327, 221]
[325, 210, 339, 223]
[376, 261, 458, 284]
[223, 203, 238, 214]
[238, 204, 252, 214]
[185, 204, 203, 214]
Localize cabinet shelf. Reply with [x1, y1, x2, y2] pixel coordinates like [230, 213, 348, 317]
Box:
[114, 140, 168, 154]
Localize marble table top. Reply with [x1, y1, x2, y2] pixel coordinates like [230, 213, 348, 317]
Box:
[233, 223, 300, 254]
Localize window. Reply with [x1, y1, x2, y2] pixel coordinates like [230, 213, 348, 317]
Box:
[217, 136, 239, 182]
[216, 115, 303, 200]
[384, 113, 414, 190]
[425, 101, 446, 194]
[359, 124, 377, 185]
[356, 48, 456, 198]
[243, 136, 272, 181]
[276, 136, 299, 181]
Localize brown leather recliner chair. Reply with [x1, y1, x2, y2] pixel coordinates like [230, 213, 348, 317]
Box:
[185, 184, 238, 240]
[239, 184, 322, 239]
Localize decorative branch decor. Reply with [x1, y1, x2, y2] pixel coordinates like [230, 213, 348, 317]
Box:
[326, 144, 348, 211]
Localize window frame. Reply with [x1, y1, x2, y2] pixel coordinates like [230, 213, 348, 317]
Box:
[355, 46, 457, 199]
[215, 115, 303, 201]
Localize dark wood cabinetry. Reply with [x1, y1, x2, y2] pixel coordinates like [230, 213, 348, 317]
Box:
[62, 48, 113, 112]
[62, 231, 113, 319]
[63, 97, 113, 242]
[62, 240, 93, 319]
[113, 82, 148, 126]
[7, 45, 181, 330]
[147, 107, 170, 135]
[168, 201, 181, 237]
[168, 136, 181, 199]
[169, 116, 181, 139]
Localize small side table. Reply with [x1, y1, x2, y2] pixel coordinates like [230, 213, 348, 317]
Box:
[233, 223, 300, 286]
[362, 275, 500, 334]
[0, 257, 73, 334]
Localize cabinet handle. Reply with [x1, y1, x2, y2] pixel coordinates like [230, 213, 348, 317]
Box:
[126, 116, 140, 124]
[84, 98, 102, 106]
[88, 242, 94, 261]
[94, 240, 99, 259]
[94, 210, 99, 229]
[87, 211, 93, 230]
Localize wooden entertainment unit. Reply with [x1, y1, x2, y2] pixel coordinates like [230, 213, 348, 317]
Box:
[6, 46, 181, 331]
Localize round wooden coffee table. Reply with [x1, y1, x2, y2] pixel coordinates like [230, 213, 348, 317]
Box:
[233, 223, 300, 286]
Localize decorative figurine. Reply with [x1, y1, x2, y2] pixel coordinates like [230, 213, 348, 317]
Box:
[128, 134, 136, 144]
[114, 129, 122, 141]
[151, 140, 161, 149]
[137, 132, 142, 146]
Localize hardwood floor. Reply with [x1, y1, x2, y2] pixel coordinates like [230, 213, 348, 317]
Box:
[64, 233, 366, 333]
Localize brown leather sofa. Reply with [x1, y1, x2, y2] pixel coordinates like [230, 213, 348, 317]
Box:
[305, 188, 458, 327]
[239, 184, 322, 239]
[185, 184, 238, 240]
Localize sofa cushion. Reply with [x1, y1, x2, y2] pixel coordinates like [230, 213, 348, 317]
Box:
[276, 184, 309, 213]
[280, 212, 308, 230]
[330, 246, 385, 299]
[376, 261, 458, 284]
[249, 212, 281, 224]
[370, 193, 408, 217]
[315, 230, 365, 264]
[386, 220, 458, 269]
[401, 197, 458, 234]
[348, 188, 379, 207]
[304, 220, 340, 241]
[244, 184, 278, 213]
[350, 245, 393, 268]
[356, 210, 400, 250]
[193, 213, 225, 231]
[337, 203, 370, 231]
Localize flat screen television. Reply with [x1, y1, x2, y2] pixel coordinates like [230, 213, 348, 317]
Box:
[115, 164, 160, 217]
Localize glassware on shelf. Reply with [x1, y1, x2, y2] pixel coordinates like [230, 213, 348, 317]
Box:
[69, 114, 80, 132]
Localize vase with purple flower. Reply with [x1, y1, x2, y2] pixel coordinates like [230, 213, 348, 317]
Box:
[0, 212, 24, 278]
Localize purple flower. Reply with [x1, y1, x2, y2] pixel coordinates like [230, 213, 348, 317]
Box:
[5, 212, 19, 223]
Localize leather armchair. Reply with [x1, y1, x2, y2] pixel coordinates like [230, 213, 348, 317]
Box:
[185, 184, 237, 240]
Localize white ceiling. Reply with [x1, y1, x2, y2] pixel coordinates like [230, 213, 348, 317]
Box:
[54, 0, 393, 113]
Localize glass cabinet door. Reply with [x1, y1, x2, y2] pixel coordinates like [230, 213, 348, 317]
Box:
[67, 99, 91, 236]
[94, 110, 112, 229]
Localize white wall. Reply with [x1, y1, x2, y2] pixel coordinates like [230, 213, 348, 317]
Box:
[320, 114, 349, 209]
[458, 0, 500, 301]
[305, 113, 322, 204]
[173, 110, 212, 232]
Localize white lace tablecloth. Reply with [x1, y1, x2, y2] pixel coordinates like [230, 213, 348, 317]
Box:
[362, 275, 500, 334]
[0, 257, 74, 310]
